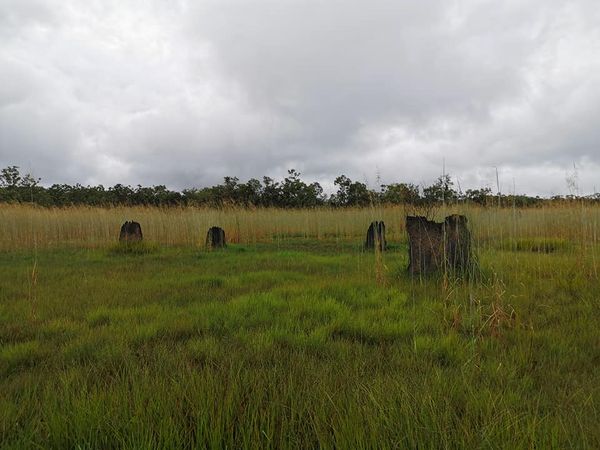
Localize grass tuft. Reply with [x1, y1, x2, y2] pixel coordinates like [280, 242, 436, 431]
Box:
[0, 341, 44, 375]
[107, 241, 159, 255]
[496, 237, 572, 253]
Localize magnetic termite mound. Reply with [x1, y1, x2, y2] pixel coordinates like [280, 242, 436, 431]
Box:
[365, 221, 386, 251]
[119, 221, 143, 242]
[206, 226, 226, 249]
[406, 215, 471, 276]
[443, 214, 471, 273]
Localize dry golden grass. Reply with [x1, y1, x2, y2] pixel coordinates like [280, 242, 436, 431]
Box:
[1, 203, 599, 253]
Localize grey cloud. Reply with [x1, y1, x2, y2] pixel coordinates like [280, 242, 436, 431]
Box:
[0, 0, 599, 195]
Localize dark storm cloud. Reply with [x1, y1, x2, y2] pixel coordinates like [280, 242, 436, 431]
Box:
[0, 0, 599, 195]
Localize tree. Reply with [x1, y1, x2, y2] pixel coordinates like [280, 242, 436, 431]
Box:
[0, 166, 22, 188]
[331, 175, 371, 207]
[261, 176, 281, 207]
[108, 184, 135, 205]
[222, 176, 239, 204]
[0, 166, 42, 203]
[380, 183, 421, 204]
[280, 169, 324, 208]
[0, 164, 572, 209]
[464, 187, 492, 205]
[423, 174, 457, 204]
[237, 178, 262, 206]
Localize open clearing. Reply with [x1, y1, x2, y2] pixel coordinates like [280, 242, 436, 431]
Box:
[0, 206, 599, 448]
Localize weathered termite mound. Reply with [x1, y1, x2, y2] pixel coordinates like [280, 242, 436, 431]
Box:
[406, 215, 471, 275]
[365, 221, 386, 251]
[443, 214, 471, 273]
[406, 216, 442, 275]
[206, 226, 226, 249]
[119, 221, 143, 242]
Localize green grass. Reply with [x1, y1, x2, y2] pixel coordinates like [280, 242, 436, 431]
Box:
[493, 237, 573, 253]
[0, 240, 599, 448]
[107, 241, 160, 256]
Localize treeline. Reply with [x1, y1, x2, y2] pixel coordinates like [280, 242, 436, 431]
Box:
[1, 165, 598, 208]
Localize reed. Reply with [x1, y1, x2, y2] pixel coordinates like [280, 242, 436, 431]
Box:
[1, 203, 599, 252]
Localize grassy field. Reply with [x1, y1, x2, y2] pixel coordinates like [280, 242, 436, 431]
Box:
[2, 203, 599, 251]
[0, 205, 599, 448]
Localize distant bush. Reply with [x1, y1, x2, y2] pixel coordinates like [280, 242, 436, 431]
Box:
[4, 164, 593, 209]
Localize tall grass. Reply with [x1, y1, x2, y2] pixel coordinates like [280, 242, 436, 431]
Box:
[1, 203, 599, 447]
[1, 203, 599, 252]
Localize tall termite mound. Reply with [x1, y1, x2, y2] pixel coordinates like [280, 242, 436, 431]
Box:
[119, 221, 143, 242]
[365, 221, 386, 251]
[206, 226, 226, 249]
[443, 214, 471, 273]
[406, 215, 471, 276]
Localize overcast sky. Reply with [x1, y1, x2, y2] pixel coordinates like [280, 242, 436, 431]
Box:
[1, 0, 599, 195]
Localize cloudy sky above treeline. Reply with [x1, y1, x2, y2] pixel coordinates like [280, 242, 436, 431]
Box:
[1, 0, 599, 195]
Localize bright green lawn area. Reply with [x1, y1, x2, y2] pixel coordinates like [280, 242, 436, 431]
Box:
[0, 240, 598, 449]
